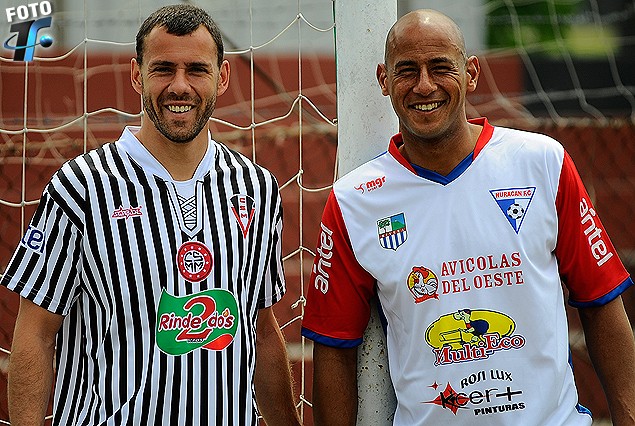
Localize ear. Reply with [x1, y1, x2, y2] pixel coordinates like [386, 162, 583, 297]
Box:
[216, 59, 231, 97]
[465, 55, 480, 93]
[131, 58, 143, 96]
[376, 63, 390, 96]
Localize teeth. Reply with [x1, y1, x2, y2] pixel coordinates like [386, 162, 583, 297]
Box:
[167, 105, 193, 113]
[414, 102, 441, 111]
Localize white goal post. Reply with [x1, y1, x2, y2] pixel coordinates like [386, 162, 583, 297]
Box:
[333, 1, 398, 424]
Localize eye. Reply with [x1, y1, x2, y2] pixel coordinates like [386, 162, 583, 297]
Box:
[432, 64, 456, 73]
[189, 66, 211, 75]
[395, 67, 418, 76]
[152, 66, 173, 74]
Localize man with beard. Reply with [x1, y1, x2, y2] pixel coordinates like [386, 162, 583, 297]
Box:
[1, 5, 301, 425]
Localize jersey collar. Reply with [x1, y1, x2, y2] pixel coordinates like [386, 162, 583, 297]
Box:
[117, 126, 217, 182]
[388, 117, 494, 183]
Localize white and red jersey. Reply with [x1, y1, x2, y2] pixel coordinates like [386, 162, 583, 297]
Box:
[302, 118, 632, 425]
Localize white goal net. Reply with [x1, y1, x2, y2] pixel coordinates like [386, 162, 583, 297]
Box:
[1, 1, 633, 425]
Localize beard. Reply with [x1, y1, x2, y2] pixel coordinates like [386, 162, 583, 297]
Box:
[142, 91, 216, 143]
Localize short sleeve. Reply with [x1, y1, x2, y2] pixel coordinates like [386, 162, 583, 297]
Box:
[257, 185, 286, 309]
[301, 191, 376, 348]
[0, 186, 83, 315]
[555, 151, 632, 307]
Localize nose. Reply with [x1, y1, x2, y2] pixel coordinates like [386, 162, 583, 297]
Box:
[413, 68, 436, 95]
[168, 68, 191, 95]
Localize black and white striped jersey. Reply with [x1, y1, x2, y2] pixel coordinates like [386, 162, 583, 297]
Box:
[1, 126, 286, 425]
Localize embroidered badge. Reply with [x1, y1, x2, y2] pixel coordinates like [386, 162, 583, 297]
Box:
[20, 225, 45, 254]
[230, 194, 256, 238]
[177, 241, 213, 282]
[489, 187, 536, 234]
[111, 205, 143, 220]
[377, 212, 408, 250]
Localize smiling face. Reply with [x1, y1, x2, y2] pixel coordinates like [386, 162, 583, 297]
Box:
[377, 11, 479, 145]
[131, 25, 230, 144]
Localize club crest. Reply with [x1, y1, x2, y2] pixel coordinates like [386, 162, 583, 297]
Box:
[490, 187, 536, 234]
[177, 241, 213, 282]
[230, 194, 256, 238]
[377, 212, 407, 250]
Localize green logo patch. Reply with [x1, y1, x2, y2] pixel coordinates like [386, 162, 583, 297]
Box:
[156, 288, 239, 356]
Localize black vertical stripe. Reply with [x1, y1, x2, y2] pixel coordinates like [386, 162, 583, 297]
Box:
[170, 356, 182, 422]
[157, 178, 179, 426]
[202, 167, 226, 425]
[84, 149, 122, 419]
[130, 160, 162, 425]
[37, 208, 81, 310]
[204, 162, 237, 425]
[218, 146, 252, 425]
[110, 146, 148, 423]
[53, 308, 80, 425]
[185, 351, 194, 425]
[97, 148, 131, 424]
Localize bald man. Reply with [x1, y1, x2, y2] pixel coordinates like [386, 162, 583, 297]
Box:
[302, 9, 635, 426]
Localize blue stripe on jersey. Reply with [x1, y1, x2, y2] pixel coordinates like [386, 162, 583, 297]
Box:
[301, 327, 363, 348]
[567, 347, 593, 417]
[568, 277, 633, 308]
[410, 151, 473, 185]
[575, 402, 592, 417]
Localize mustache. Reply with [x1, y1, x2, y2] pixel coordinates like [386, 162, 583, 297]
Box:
[159, 94, 199, 104]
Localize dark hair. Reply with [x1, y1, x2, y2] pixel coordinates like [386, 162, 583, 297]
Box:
[136, 4, 224, 67]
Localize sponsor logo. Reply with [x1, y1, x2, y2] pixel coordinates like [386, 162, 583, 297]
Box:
[111, 205, 143, 220]
[425, 309, 525, 366]
[4, 1, 53, 61]
[156, 289, 239, 355]
[439, 252, 524, 295]
[490, 187, 535, 234]
[377, 212, 407, 250]
[313, 222, 333, 294]
[425, 381, 525, 417]
[177, 241, 213, 282]
[354, 176, 386, 194]
[407, 266, 439, 303]
[20, 224, 45, 254]
[580, 197, 614, 266]
[230, 194, 256, 238]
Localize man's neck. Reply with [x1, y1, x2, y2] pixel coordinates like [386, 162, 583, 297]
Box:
[400, 123, 482, 176]
[134, 125, 209, 181]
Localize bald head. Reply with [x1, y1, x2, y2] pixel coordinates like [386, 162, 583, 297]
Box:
[384, 9, 466, 66]
[375, 8, 480, 147]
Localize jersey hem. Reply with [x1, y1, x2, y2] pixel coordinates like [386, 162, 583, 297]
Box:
[568, 277, 633, 308]
[301, 327, 363, 348]
[0, 277, 68, 316]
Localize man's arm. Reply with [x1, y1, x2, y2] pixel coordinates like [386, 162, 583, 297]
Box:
[312, 342, 358, 426]
[254, 307, 301, 425]
[8, 297, 63, 426]
[579, 295, 635, 426]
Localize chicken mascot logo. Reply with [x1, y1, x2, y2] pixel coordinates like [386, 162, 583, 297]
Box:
[407, 266, 439, 303]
